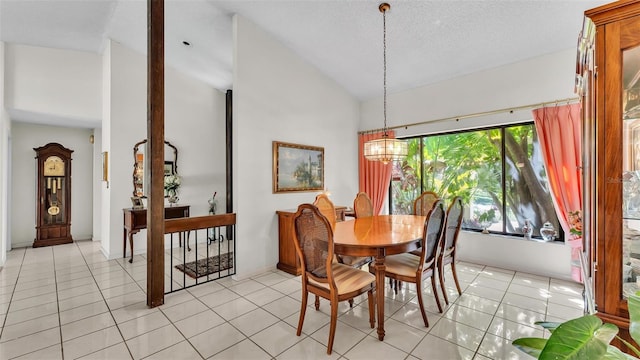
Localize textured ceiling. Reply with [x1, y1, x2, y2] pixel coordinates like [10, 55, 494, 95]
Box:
[1, 0, 611, 102]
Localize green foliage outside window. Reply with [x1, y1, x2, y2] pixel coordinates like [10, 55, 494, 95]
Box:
[390, 122, 561, 239]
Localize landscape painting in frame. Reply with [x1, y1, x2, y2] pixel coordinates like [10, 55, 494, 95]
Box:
[273, 141, 324, 193]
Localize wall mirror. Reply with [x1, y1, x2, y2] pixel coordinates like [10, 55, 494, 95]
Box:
[133, 139, 178, 197]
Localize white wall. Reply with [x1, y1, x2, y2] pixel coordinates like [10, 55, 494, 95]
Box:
[100, 43, 111, 253]
[233, 15, 360, 277]
[458, 232, 572, 281]
[0, 42, 8, 264]
[10, 123, 94, 247]
[361, 48, 578, 135]
[92, 128, 102, 241]
[361, 49, 580, 280]
[4, 44, 101, 125]
[103, 41, 226, 258]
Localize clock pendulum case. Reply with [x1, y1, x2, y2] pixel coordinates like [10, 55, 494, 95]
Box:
[33, 143, 73, 247]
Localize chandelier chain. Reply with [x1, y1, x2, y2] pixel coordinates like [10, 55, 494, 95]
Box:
[382, 6, 387, 136]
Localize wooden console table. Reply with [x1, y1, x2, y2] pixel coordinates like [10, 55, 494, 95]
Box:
[123, 205, 190, 263]
[276, 206, 346, 275]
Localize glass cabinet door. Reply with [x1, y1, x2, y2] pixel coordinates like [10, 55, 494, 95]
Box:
[622, 45, 640, 299]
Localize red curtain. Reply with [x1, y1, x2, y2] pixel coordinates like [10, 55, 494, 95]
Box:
[533, 103, 583, 282]
[358, 131, 395, 215]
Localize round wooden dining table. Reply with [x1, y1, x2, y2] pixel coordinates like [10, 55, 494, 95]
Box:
[333, 214, 426, 341]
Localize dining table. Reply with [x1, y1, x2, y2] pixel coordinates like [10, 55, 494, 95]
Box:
[333, 214, 426, 341]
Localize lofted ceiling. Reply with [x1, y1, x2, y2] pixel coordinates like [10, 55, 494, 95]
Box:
[1, 0, 610, 107]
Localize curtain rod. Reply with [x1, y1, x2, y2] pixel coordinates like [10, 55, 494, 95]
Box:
[359, 96, 580, 134]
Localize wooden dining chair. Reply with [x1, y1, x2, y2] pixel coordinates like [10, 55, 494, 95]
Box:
[413, 191, 439, 216]
[406, 191, 439, 261]
[383, 200, 446, 327]
[292, 204, 376, 355]
[315, 194, 372, 269]
[314, 194, 371, 307]
[313, 194, 337, 230]
[353, 192, 374, 218]
[438, 196, 464, 304]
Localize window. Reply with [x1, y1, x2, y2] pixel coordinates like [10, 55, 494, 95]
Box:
[390, 122, 562, 240]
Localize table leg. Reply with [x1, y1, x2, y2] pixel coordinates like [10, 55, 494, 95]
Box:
[178, 232, 192, 252]
[374, 249, 386, 341]
[123, 228, 127, 259]
[128, 232, 135, 263]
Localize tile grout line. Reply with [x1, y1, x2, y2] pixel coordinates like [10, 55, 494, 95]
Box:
[0, 247, 26, 341]
[75, 240, 137, 360]
[467, 267, 515, 359]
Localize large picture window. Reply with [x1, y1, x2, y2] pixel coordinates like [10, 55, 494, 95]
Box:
[390, 122, 562, 240]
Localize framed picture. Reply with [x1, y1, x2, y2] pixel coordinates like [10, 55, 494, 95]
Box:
[131, 196, 144, 209]
[273, 141, 324, 193]
[102, 151, 108, 182]
[164, 161, 175, 176]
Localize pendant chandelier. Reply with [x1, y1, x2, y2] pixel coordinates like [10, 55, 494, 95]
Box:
[363, 2, 408, 164]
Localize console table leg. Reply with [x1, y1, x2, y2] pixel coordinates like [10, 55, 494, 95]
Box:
[129, 233, 134, 263]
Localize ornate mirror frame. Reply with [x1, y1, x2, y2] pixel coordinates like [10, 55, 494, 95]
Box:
[133, 139, 178, 197]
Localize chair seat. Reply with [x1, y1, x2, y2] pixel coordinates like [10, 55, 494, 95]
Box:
[385, 253, 423, 277]
[309, 263, 375, 295]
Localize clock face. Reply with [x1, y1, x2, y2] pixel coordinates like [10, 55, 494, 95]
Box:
[44, 156, 65, 177]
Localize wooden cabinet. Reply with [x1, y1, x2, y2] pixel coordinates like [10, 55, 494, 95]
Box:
[276, 206, 347, 275]
[33, 143, 73, 247]
[580, 0, 640, 348]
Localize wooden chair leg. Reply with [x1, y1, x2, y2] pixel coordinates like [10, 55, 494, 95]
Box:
[451, 261, 463, 295]
[348, 298, 354, 308]
[415, 278, 429, 328]
[314, 295, 320, 310]
[431, 275, 443, 313]
[393, 279, 398, 295]
[439, 261, 450, 305]
[327, 297, 339, 355]
[297, 290, 308, 336]
[367, 289, 375, 328]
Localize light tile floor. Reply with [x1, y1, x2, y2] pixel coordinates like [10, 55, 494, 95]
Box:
[0, 240, 584, 359]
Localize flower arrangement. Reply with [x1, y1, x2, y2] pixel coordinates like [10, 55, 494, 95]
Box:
[164, 174, 181, 198]
[568, 210, 582, 238]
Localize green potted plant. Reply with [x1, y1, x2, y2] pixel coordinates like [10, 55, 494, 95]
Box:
[512, 293, 640, 359]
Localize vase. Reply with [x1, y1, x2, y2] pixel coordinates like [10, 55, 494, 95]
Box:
[522, 219, 533, 239]
[539, 221, 556, 242]
[167, 189, 179, 205]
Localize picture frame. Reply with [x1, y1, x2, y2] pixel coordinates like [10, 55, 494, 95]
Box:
[164, 161, 175, 176]
[102, 151, 108, 182]
[130, 196, 144, 209]
[273, 141, 324, 193]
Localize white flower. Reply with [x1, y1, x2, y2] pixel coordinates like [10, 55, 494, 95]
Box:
[164, 174, 181, 191]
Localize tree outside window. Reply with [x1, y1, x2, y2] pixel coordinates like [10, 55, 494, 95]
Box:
[390, 122, 562, 240]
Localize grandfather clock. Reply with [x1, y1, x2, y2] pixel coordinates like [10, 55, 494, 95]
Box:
[34, 143, 73, 247]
